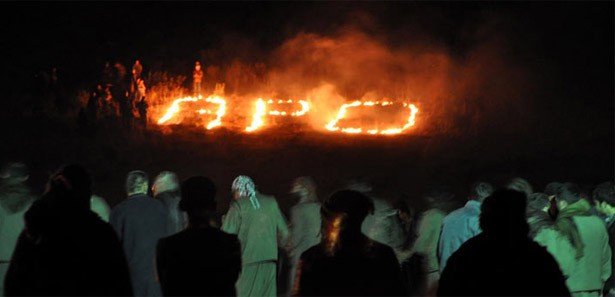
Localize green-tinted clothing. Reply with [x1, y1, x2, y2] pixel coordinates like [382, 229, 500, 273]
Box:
[361, 197, 405, 249]
[236, 261, 277, 297]
[222, 193, 288, 297]
[412, 208, 446, 273]
[222, 193, 289, 265]
[0, 183, 34, 297]
[534, 227, 576, 278]
[566, 215, 611, 293]
[90, 195, 110, 222]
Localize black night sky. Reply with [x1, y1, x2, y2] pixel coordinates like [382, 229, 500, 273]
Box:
[0, 2, 613, 206]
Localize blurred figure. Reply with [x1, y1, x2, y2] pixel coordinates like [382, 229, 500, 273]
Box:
[110, 170, 169, 297]
[294, 190, 404, 296]
[287, 177, 321, 296]
[545, 181, 564, 219]
[527, 192, 576, 280]
[393, 198, 417, 250]
[347, 178, 405, 250]
[157, 176, 241, 296]
[136, 95, 148, 130]
[0, 163, 36, 296]
[507, 177, 533, 197]
[193, 61, 204, 95]
[136, 78, 146, 102]
[593, 181, 615, 297]
[86, 85, 102, 122]
[153, 171, 187, 234]
[555, 182, 611, 297]
[90, 194, 111, 222]
[438, 181, 493, 273]
[400, 185, 453, 296]
[5, 164, 132, 296]
[438, 189, 570, 296]
[222, 175, 289, 297]
[102, 62, 114, 87]
[132, 59, 143, 81]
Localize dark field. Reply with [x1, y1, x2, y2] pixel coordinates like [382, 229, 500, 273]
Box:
[2, 112, 612, 215]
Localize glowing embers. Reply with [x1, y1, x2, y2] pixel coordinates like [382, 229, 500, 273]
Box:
[245, 99, 310, 132]
[157, 95, 227, 130]
[325, 101, 419, 135]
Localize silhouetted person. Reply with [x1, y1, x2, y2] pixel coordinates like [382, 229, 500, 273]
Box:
[157, 176, 241, 296]
[294, 190, 405, 296]
[102, 62, 114, 87]
[527, 193, 576, 280]
[347, 178, 404, 250]
[399, 185, 453, 296]
[554, 183, 611, 297]
[222, 175, 289, 297]
[5, 164, 132, 296]
[507, 177, 534, 197]
[593, 181, 615, 297]
[86, 86, 101, 122]
[193, 61, 204, 95]
[437, 189, 570, 296]
[438, 181, 493, 272]
[136, 96, 148, 130]
[132, 60, 143, 81]
[153, 171, 187, 234]
[287, 177, 321, 296]
[110, 170, 169, 297]
[0, 163, 36, 297]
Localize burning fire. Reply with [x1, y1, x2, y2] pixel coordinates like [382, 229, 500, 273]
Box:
[157, 95, 226, 130]
[156, 94, 418, 135]
[246, 99, 310, 132]
[245, 98, 267, 132]
[325, 101, 419, 135]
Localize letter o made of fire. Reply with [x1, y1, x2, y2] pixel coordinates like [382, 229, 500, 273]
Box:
[325, 101, 419, 135]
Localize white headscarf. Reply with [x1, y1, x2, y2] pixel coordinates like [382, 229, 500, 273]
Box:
[232, 175, 260, 209]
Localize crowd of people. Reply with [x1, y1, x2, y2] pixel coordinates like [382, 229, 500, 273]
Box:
[78, 60, 149, 132]
[0, 161, 613, 297]
[77, 60, 206, 135]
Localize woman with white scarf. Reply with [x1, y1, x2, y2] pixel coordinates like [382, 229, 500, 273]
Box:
[222, 175, 289, 297]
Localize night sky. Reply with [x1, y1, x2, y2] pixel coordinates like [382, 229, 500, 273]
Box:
[2, 2, 613, 98]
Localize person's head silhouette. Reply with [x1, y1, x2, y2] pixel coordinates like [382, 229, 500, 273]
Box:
[321, 190, 374, 254]
[479, 189, 529, 237]
[45, 164, 92, 210]
[180, 176, 217, 227]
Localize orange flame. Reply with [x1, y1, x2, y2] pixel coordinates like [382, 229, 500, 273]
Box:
[325, 101, 418, 135]
[246, 99, 310, 132]
[158, 95, 226, 130]
[246, 98, 267, 132]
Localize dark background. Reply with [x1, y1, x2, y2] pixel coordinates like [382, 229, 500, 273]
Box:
[0, 2, 612, 213]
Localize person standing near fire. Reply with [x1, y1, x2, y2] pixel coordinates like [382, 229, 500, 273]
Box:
[135, 78, 148, 129]
[132, 60, 143, 81]
[193, 61, 204, 95]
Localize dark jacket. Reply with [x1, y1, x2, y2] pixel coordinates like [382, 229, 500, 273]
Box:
[438, 232, 570, 296]
[155, 191, 187, 235]
[110, 194, 170, 297]
[156, 226, 241, 296]
[5, 197, 132, 296]
[295, 235, 405, 296]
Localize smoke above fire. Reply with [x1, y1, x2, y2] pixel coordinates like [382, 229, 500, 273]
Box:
[155, 16, 530, 135]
